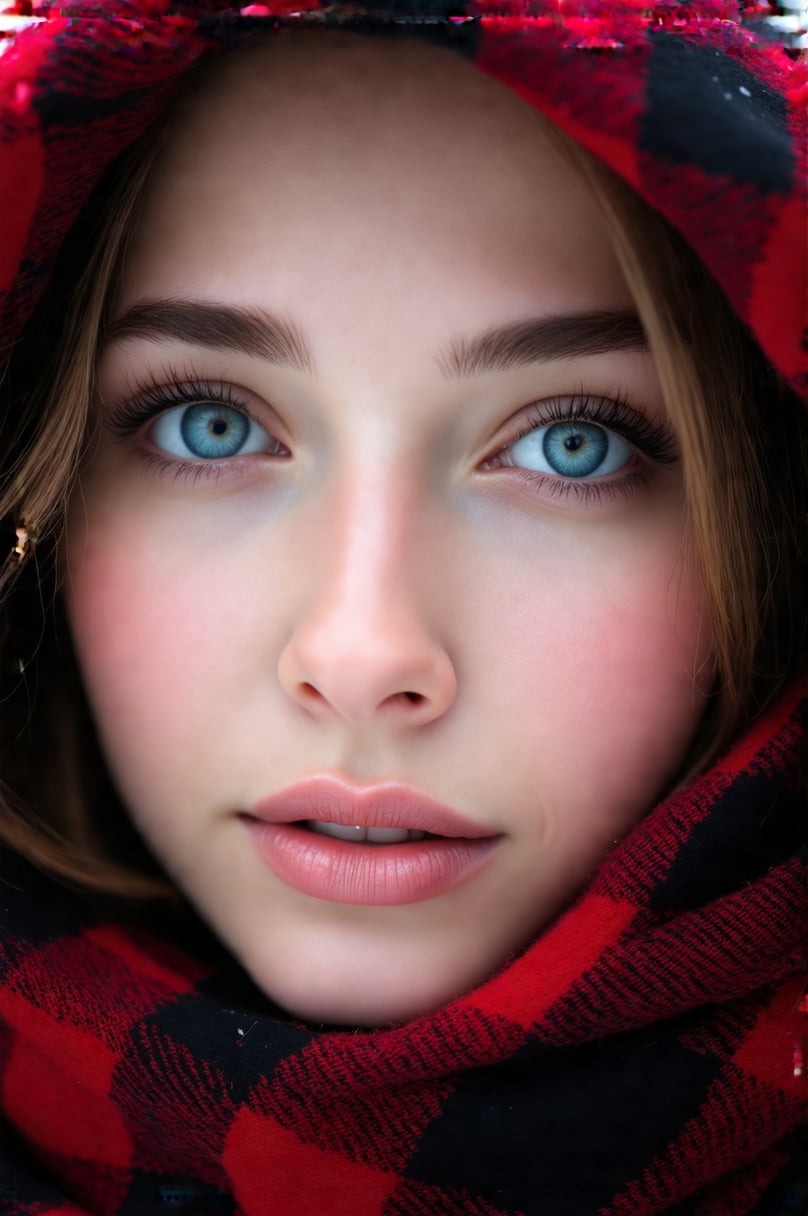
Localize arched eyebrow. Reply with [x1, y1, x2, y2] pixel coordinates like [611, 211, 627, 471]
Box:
[438, 309, 648, 377]
[100, 298, 315, 374]
[100, 298, 649, 377]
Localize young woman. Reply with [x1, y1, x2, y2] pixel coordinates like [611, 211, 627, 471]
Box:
[0, 2, 805, 1212]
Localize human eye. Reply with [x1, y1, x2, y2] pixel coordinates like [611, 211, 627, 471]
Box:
[486, 390, 679, 506]
[150, 400, 273, 461]
[104, 363, 288, 481]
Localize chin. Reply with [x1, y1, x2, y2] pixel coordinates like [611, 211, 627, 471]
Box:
[203, 887, 519, 1029]
[255, 970, 454, 1029]
[236, 937, 480, 1028]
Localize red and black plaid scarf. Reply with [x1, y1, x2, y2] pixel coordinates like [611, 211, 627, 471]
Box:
[0, 681, 806, 1214]
[0, 3, 806, 1213]
[1, 1, 806, 399]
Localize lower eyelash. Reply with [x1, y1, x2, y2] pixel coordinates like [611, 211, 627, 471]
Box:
[109, 368, 671, 502]
[498, 390, 677, 504]
[512, 467, 653, 505]
[135, 449, 239, 486]
[105, 364, 275, 481]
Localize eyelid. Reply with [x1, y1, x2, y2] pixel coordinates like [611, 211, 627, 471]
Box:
[101, 366, 291, 482]
[498, 391, 679, 467]
[103, 360, 281, 442]
[104, 364, 677, 505]
[481, 390, 679, 508]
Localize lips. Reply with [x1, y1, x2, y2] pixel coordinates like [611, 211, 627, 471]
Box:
[248, 777, 496, 838]
[241, 776, 503, 905]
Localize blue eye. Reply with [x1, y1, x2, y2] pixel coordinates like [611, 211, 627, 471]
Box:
[150, 403, 273, 460]
[510, 419, 631, 479]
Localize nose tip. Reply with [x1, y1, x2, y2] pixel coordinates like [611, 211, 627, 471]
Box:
[275, 469, 458, 730]
[277, 611, 457, 727]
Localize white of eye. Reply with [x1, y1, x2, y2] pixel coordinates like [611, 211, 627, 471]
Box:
[150, 403, 273, 460]
[508, 420, 632, 479]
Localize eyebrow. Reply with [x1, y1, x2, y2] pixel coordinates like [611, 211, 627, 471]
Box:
[101, 298, 314, 373]
[100, 298, 649, 377]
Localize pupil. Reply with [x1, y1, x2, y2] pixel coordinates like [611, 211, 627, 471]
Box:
[210, 418, 228, 436]
[564, 434, 584, 452]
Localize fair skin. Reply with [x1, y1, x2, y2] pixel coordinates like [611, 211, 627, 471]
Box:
[63, 31, 713, 1027]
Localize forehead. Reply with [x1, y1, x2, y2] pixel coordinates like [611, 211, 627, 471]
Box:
[113, 31, 634, 363]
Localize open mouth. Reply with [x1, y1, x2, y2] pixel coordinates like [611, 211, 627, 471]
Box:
[299, 820, 442, 844]
[243, 815, 504, 904]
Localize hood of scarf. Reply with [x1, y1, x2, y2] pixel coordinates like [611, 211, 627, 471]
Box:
[0, 0, 806, 401]
[0, 3, 806, 1214]
[0, 683, 805, 1215]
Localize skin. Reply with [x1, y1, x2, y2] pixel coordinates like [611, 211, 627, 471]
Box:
[63, 31, 714, 1027]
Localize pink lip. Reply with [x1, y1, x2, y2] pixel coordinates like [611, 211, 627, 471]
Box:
[249, 776, 495, 837]
[241, 776, 504, 905]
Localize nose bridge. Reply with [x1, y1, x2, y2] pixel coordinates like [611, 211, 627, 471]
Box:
[278, 445, 457, 724]
[315, 450, 425, 628]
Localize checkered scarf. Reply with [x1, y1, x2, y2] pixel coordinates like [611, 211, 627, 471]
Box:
[0, 681, 805, 1214]
[0, 3, 806, 1213]
[1, 0, 806, 397]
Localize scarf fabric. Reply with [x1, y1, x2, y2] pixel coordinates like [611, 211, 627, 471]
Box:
[0, 682, 805, 1215]
[0, 2, 806, 400]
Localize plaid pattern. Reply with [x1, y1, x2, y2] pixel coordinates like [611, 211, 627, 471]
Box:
[0, 1, 806, 398]
[0, 684, 805, 1214]
[0, 2, 806, 1212]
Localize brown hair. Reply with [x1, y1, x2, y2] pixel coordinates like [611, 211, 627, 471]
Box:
[545, 127, 808, 782]
[0, 43, 805, 898]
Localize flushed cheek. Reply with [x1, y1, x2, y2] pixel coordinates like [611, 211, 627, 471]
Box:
[63, 525, 249, 822]
[478, 537, 711, 818]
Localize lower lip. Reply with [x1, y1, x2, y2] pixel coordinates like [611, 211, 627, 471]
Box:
[241, 819, 503, 905]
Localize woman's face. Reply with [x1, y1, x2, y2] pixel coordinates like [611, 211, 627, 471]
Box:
[64, 31, 713, 1026]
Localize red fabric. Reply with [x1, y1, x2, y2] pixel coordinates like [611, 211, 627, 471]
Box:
[0, 3, 805, 397]
[0, 682, 805, 1214]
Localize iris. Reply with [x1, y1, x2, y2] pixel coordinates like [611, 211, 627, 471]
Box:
[179, 404, 250, 459]
[543, 422, 608, 478]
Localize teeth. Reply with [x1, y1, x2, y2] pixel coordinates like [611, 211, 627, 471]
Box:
[307, 821, 427, 844]
[364, 827, 408, 844]
[309, 822, 367, 842]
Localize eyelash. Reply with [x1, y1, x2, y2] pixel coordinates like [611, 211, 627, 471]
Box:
[106, 366, 288, 486]
[495, 391, 679, 504]
[105, 366, 679, 504]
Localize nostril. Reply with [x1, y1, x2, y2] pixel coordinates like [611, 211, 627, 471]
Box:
[301, 682, 325, 702]
[298, 684, 425, 710]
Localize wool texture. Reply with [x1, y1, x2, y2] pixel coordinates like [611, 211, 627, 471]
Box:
[0, 2, 806, 398]
[0, 681, 806, 1214]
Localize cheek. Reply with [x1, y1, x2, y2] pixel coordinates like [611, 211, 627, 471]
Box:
[62, 513, 236, 809]
[67, 554, 187, 699]
[477, 527, 711, 813]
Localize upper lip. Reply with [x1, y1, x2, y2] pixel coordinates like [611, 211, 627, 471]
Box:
[248, 777, 497, 839]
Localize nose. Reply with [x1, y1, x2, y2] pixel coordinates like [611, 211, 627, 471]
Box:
[277, 474, 457, 728]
